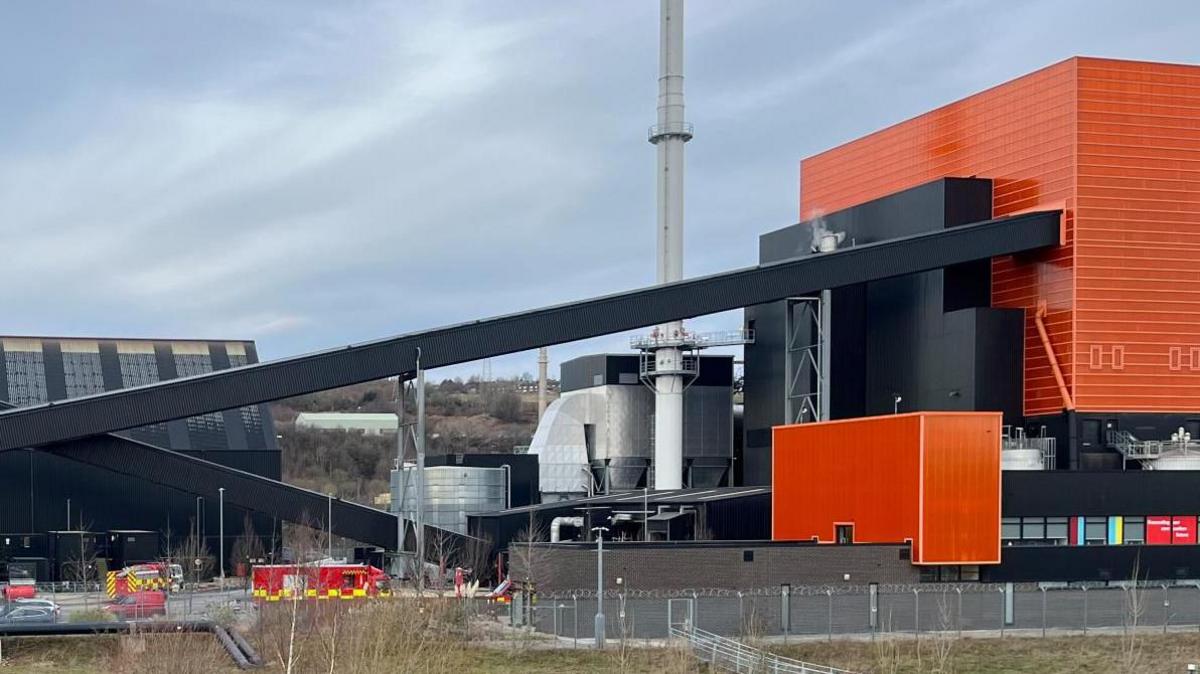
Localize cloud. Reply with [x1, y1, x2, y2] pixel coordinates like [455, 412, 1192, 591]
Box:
[0, 0, 1197, 382]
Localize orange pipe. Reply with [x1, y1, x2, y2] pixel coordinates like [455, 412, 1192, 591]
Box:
[1035, 301, 1074, 410]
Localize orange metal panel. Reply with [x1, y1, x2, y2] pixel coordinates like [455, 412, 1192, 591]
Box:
[772, 414, 921, 548]
[799, 58, 1078, 417]
[799, 56, 1200, 417]
[919, 414, 1002, 565]
[1073, 58, 1200, 414]
[772, 413, 1001, 565]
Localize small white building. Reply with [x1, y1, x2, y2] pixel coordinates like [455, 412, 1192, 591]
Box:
[294, 412, 398, 435]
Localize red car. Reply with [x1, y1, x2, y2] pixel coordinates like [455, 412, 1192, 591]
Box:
[104, 591, 167, 619]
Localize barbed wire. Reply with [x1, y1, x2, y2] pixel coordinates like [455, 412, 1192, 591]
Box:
[540, 579, 1200, 601]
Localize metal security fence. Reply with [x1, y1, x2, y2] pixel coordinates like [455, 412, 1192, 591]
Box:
[522, 581, 1200, 640]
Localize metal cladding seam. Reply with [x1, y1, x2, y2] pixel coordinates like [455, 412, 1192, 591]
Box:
[0, 211, 1062, 452]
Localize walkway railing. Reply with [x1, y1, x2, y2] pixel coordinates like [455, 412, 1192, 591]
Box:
[670, 622, 855, 674]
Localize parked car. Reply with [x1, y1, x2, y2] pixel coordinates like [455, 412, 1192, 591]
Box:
[0, 602, 58, 624]
[103, 591, 167, 619]
[13, 598, 61, 616]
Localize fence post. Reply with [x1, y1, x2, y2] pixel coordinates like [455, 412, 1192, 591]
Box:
[1082, 586, 1089, 636]
[956, 587, 963, 639]
[1041, 586, 1047, 638]
[998, 586, 1005, 638]
[573, 594, 578, 648]
[737, 591, 744, 636]
[913, 588, 920, 641]
[827, 589, 833, 642]
[1164, 584, 1171, 634]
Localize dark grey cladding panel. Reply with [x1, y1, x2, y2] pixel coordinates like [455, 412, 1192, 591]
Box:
[0, 210, 1062, 452]
[1003, 470, 1200, 518]
[97, 342, 123, 392]
[41, 341, 66, 402]
[36, 434, 397, 549]
[562, 354, 733, 392]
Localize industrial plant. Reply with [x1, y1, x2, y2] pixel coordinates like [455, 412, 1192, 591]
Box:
[2, 2, 1200, 666]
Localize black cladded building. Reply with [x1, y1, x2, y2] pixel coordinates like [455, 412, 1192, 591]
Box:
[0, 336, 278, 571]
[742, 178, 1023, 485]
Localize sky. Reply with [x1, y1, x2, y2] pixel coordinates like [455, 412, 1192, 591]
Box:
[2, 0, 1198, 382]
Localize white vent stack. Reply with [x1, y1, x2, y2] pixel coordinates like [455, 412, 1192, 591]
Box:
[647, 0, 691, 490]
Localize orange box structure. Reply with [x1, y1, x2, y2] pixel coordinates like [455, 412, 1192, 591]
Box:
[800, 57, 1200, 417]
[772, 412, 1001, 565]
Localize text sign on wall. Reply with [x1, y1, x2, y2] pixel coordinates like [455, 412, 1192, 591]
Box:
[1173, 516, 1197, 545]
[1147, 516, 1173, 544]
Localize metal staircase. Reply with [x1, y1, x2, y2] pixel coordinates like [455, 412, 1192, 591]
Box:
[1107, 429, 1163, 468]
[669, 623, 855, 674]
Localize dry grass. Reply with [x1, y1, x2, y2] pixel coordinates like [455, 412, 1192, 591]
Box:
[776, 632, 1200, 673]
[10, 610, 1200, 673]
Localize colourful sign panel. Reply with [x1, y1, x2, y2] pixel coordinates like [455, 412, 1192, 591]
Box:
[1173, 516, 1197, 545]
[1147, 516, 1174, 544]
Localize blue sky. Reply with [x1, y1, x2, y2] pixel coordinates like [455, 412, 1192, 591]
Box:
[2, 1, 1197, 381]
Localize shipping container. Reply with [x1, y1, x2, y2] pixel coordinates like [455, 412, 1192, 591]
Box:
[772, 412, 1001, 564]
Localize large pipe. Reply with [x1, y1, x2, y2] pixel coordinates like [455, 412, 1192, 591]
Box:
[1035, 301, 1075, 410]
[649, 0, 691, 490]
[550, 516, 584, 543]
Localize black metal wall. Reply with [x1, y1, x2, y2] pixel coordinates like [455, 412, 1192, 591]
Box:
[743, 178, 1025, 485]
[984, 544, 1200, 583]
[1003, 470, 1200, 517]
[0, 337, 280, 559]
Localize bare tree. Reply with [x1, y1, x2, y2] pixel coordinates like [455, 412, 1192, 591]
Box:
[62, 528, 101, 608]
[1121, 555, 1147, 673]
[428, 528, 459, 589]
[459, 534, 494, 586]
[230, 513, 267, 590]
[508, 515, 550, 591]
[928, 588, 956, 673]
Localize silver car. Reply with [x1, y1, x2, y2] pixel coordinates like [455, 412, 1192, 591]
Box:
[0, 602, 59, 624]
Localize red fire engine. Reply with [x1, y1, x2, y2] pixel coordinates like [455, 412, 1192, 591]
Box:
[251, 563, 391, 601]
[105, 562, 184, 598]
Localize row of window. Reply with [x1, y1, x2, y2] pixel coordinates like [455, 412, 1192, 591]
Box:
[1002, 516, 1197, 546]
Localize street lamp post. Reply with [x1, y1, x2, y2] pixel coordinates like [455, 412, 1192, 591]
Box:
[218, 487, 225, 590]
[327, 493, 333, 560]
[592, 526, 609, 648]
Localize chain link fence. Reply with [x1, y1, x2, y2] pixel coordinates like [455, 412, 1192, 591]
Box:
[517, 581, 1200, 641]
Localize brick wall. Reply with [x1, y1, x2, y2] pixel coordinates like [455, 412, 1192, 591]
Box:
[508, 541, 919, 593]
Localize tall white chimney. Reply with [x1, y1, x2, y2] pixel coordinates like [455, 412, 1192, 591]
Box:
[648, 0, 691, 490]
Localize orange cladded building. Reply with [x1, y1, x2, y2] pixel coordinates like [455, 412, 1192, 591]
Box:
[800, 56, 1200, 421]
[772, 413, 1002, 565]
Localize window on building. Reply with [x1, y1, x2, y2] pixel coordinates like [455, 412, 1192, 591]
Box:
[1045, 517, 1069, 544]
[1084, 517, 1107, 545]
[1022, 517, 1045, 541]
[1124, 517, 1146, 544]
[1001, 518, 1020, 542]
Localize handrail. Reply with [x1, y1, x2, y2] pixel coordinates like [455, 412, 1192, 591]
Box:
[669, 623, 856, 674]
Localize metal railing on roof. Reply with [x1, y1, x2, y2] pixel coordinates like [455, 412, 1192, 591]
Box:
[670, 623, 856, 674]
[1107, 430, 1164, 461]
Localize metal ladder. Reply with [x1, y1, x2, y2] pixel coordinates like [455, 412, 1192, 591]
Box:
[669, 623, 856, 674]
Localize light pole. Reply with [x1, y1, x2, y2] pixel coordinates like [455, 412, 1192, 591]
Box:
[218, 487, 225, 590]
[592, 526, 609, 648]
[196, 496, 204, 551]
[327, 493, 333, 560]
